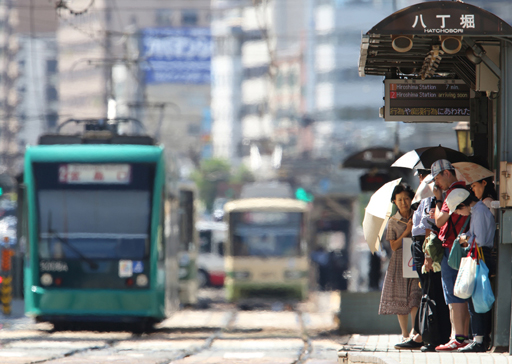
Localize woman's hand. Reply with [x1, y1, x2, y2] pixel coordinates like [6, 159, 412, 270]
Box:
[459, 234, 468, 247]
[423, 256, 433, 272]
[404, 219, 413, 236]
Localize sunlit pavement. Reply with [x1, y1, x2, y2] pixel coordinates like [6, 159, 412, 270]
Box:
[339, 333, 512, 364]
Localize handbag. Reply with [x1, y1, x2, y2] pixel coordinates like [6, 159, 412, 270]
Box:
[418, 273, 439, 345]
[454, 239, 478, 299]
[472, 248, 495, 313]
[448, 215, 471, 270]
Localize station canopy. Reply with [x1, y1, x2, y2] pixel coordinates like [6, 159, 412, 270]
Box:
[359, 1, 512, 83]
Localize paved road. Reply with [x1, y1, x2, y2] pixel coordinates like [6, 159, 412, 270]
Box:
[0, 290, 343, 364]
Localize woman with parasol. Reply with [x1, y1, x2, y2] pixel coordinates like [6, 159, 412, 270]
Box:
[378, 183, 422, 345]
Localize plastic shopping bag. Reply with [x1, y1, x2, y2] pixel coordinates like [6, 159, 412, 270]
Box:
[454, 255, 477, 299]
[472, 259, 495, 313]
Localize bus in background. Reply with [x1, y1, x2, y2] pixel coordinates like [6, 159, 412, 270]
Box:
[223, 198, 309, 304]
[196, 220, 227, 288]
[177, 184, 199, 306]
[19, 118, 180, 332]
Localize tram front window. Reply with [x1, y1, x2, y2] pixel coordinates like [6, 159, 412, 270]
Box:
[38, 189, 151, 260]
[232, 211, 302, 257]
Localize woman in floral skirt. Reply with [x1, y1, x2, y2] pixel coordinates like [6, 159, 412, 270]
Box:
[378, 184, 422, 345]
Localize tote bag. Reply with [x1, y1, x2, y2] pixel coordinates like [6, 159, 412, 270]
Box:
[454, 241, 477, 299]
[448, 216, 471, 270]
[402, 238, 417, 278]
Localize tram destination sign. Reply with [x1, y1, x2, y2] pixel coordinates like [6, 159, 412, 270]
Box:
[384, 79, 470, 122]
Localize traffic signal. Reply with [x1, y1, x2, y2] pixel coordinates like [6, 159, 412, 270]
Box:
[295, 187, 313, 202]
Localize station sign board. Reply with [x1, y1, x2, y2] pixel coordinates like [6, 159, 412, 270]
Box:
[384, 79, 470, 122]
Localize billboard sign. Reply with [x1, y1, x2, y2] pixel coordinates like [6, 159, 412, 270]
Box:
[141, 28, 212, 84]
[384, 79, 470, 122]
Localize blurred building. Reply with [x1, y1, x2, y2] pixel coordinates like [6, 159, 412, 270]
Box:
[211, 0, 512, 190]
[211, 0, 305, 179]
[57, 0, 211, 164]
[0, 1, 21, 173]
[16, 35, 59, 148]
[0, 0, 58, 175]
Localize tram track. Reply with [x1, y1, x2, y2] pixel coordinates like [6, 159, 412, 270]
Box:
[157, 306, 238, 364]
[1, 303, 317, 364]
[156, 303, 314, 364]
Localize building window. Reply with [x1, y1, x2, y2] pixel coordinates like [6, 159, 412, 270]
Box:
[47, 112, 58, 129]
[155, 9, 173, 27]
[276, 72, 284, 89]
[288, 71, 297, 86]
[46, 60, 57, 74]
[46, 86, 58, 102]
[182, 10, 198, 26]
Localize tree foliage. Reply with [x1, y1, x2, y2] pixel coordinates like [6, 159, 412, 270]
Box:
[191, 158, 254, 211]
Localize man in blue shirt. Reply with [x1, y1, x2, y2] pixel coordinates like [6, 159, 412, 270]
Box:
[395, 169, 450, 351]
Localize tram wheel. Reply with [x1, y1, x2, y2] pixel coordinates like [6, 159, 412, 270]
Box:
[197, 269, 209, 288]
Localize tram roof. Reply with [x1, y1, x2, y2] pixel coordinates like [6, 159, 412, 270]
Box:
[25, 144, 164, 163]
[224, 198, 308, 213]
[359, 1, 512, 82]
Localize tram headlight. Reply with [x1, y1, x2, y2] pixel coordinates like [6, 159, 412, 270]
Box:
[284, 270, 303, 280]
[41, 273, 53, 286]
[232, 271, 250, 280]
[136, 274, 148, 287]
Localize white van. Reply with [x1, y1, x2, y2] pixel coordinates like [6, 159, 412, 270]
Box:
[196, 220, 227, 288]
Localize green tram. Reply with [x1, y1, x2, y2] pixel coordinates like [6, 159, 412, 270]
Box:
[19, 119, 180, 330]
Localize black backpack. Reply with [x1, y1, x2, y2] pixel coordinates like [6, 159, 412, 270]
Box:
[418, 275, 439, 345]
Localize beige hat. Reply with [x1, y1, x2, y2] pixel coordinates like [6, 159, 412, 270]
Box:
[445, 188, 470, 214]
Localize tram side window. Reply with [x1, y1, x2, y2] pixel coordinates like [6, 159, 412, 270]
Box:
[199, 231, 212, 253]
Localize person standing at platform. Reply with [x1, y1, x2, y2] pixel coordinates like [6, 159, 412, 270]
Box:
[394, 169, 451, 351]
[445, 189, 496, 352]
[378, 184, 422, 345]
[429, 159, 471, 352]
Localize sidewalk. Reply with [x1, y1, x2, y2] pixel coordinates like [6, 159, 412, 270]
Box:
[338, 334, 512, 364]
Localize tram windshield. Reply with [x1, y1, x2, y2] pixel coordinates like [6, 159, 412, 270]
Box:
[34, 162, 154, 261]
[231, 211, 303, 257]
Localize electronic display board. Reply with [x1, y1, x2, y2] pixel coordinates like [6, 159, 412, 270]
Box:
[384, 79, 470, 122]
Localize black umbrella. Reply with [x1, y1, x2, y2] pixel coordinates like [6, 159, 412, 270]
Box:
[342, 147, 402, 169]
[391, 146, 469, 169]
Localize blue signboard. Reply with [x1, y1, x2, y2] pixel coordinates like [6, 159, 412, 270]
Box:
[141, 28, 212, 84]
